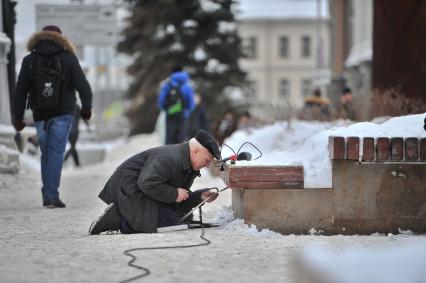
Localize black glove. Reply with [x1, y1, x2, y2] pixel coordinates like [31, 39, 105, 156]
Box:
[80, 108, 92, 121]
[13, 120, 25, 132]
[14, 133, 23, 152]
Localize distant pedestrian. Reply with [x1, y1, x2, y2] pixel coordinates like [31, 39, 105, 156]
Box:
[237, 111, 253, 130]
[301, 89, 330, 121]
[13, 25, 93, 208]
[214, 109, 237, 145]
[64, 105, 89, 167]
[188, 94, 209, 138]
[338, 87, 357, 121]
[157, 66, 195, 144]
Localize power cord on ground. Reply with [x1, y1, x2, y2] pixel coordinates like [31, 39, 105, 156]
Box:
[120, 207, 211, 283]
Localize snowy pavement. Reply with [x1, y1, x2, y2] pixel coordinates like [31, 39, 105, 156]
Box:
[1, 131, 426, 283]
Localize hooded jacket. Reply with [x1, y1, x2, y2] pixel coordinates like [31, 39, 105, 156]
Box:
[14, 31, 92, 122]
[98, 142, 200, 233]
[157, 71, 195, 119]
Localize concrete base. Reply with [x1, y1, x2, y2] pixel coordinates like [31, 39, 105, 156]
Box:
[230, 161, 426, 234]
[331, 160, 426, 234]
[233, 188, 334, 234]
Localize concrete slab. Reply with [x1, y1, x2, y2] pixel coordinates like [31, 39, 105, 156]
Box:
[0, 145, 20, 174]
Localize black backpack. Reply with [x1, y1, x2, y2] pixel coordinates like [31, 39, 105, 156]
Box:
[30, 52, 65, 111]
[165, 81, 185, 116]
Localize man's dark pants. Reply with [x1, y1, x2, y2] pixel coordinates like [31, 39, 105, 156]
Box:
[165, 114, 186, 144]
[120, 191, 203, 234]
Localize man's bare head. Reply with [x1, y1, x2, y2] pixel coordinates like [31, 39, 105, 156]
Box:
[189, 138, 214, 170]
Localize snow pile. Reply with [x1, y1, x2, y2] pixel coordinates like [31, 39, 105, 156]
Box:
[211, 205, 235, 224]
[0, 124, 15, 134]
[222, 219, 281, 237]
[345, 40, 372, 67]
[299, 241, 426, 283]
[208, 205, 280, 236]
[19, 153, 41, 173]
[223, 114, 426, 188]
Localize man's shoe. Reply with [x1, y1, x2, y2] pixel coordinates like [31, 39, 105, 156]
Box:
[43, 200, 48, 207]
[89, 203, 121, 235]
[46, 199, 66, 208]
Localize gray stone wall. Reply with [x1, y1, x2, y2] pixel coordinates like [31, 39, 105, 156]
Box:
[0, 31, 11, 125]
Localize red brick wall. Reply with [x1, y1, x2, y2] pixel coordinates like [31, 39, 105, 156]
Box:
[329, 136, 426, 161]
[226, 166, 304, 189]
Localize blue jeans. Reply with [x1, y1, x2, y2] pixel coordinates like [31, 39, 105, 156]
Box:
[35, 115, 73, 201]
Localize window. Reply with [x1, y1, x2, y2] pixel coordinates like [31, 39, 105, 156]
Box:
[301, 79, 312, 97]
[242, 37, 257, 59]
[279, 36, 289, 58]
[301, 36, 311, 58]
[279, 79, 290, 99]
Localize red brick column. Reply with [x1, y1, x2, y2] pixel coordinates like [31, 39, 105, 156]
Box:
[390, 137, 404, 161]
[376, 137, 390, 161]
[362, 137, 375, 161]
[420, 138, 426, 161]
[347, 137, 360, 160]
[329, 136, 345, 159]
[405, 138, 419, 161]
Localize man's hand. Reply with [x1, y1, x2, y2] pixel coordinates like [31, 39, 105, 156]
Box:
[201, 191, 218, 203]
[176, 188, 189, 202]
[13, 120, 25, 132]
[80, 108, 92, 121]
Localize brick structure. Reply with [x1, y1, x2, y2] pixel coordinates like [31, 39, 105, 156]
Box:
[329, 136, 345, 159]
[376, 137, 390, 161]
[227, 166, 303, 189]
[390, 137, 404, 161]
[421, 138, 426, 161]
[362, 137, 375, 161]
[405, 138, 419, 161]
[223, 136, 426, 235]
[346, 137, 360, 160]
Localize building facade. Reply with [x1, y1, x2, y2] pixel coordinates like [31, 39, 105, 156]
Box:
[237, 16, 330, 116]
[328, 0, 373, 119]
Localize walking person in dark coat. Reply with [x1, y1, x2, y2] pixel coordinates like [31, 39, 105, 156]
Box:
[89, 130, 221, 235]
[188, 95, 209, 138]
[157, 66, 195, 144]
[64, 105, 89, 167]
[13, 25, 93, 208]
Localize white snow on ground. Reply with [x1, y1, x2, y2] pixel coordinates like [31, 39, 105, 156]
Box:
[223, 114, 426, 188]
[299, 240, 426, 283]
[1, 115, 426, 282]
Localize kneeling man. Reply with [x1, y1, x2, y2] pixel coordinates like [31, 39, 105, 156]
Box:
[89, 130, 221, 234]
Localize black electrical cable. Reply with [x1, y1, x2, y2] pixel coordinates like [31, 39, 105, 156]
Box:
[119, 207, 211, 283]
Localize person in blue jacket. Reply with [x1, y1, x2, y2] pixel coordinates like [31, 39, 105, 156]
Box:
[157, 66, 195, 144]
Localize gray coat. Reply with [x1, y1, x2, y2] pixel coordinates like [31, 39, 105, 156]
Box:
[98, 142, 200, 233]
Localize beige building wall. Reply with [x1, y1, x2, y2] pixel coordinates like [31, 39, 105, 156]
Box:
[239, 18, 329, 109]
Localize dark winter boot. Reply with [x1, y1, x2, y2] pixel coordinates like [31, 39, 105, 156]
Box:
[46, 199, 66, 208]
[89, 203, 121, 235]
